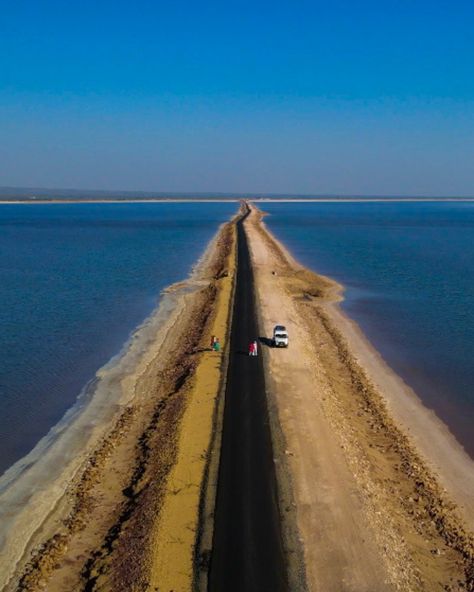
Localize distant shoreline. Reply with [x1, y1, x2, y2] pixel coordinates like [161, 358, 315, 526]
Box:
[2, 197, 474, 204]
[1, 185, 474, 204]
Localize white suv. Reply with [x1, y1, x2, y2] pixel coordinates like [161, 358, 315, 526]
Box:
[273, 325, 289, 348]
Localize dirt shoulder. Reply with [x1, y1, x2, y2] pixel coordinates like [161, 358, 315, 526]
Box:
[8, 211, 239, 592]
[245, 204, 474, 592]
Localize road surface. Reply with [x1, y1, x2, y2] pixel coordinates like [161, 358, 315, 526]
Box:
[209, 212, 288, 592]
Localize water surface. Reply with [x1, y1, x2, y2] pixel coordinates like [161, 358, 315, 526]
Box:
[263, 201, 474, 456]
[0, 202, 236, 475]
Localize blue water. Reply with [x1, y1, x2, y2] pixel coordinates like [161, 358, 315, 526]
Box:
[0, 202, 237, 476]
[263, 201, 474, 456]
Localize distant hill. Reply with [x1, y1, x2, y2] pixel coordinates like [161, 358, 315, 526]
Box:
[0, 186, 473, 202]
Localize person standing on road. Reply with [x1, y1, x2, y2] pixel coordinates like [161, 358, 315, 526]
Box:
[248, 341, 254, 356]
[253, 340, 258, 356]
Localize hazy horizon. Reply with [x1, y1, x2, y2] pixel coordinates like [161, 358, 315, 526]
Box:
[2, 185, 474, 201]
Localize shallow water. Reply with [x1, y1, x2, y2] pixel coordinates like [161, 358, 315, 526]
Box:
[0, 202, 237, 476]
[262, 201, 474, 456]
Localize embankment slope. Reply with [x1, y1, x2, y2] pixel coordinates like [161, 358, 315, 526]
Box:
[4, 210, 239, 592]
[245, 204, 474, 592]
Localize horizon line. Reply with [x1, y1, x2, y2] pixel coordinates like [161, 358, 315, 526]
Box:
[1, 185, 474, 201]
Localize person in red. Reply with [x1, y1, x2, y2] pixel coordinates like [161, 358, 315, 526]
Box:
[248, 340, 258, 356]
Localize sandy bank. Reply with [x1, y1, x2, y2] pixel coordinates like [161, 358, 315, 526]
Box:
[245, 204, 474, 591]
[1, 209, 240, 592]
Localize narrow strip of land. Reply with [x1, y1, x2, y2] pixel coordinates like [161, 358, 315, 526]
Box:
[209, 211, 287, 592]
[4, 218, 238, 592]
[244, 204, 474, 591]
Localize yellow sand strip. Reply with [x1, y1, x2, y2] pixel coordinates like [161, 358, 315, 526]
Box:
[149, 225, 236, 591]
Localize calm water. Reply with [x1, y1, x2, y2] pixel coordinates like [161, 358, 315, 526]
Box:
[263, 201, 474, 456]
[0, 202, 236, 475]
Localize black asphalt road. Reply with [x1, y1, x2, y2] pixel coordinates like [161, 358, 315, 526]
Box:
[208, 213, 288, 592]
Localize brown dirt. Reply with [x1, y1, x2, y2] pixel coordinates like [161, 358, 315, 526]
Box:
[12, 212, 239, 592]
[245, 204, 474, 592]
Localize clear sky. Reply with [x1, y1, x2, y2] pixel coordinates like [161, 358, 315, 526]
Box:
[1, 0, 473, 195]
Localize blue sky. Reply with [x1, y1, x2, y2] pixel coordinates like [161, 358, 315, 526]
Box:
[1, 0, 473, 195]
